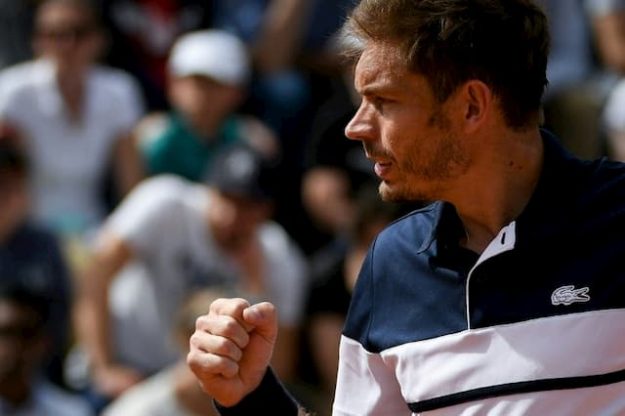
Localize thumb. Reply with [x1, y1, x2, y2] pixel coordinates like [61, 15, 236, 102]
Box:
[242, 302, 278, 344]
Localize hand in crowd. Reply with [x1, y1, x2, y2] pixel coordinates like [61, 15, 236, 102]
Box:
[187, 298, 278, 406]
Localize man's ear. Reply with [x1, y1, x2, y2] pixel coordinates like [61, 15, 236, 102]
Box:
[461, 80, 493, 132]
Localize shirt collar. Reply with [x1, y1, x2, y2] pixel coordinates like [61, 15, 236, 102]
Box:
[416, 201, 460, 254]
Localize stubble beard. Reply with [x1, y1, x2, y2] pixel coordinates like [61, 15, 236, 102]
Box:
[379, 115, 470, 203]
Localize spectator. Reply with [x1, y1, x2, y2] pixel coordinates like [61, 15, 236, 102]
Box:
[537, 0, 606, 160]
[585, 0, 625, 75]
[97, 0, 214, 111]
[0, 135, 73, 389]
[135, 29, 278, 183]
[75, 143, 308, 412]
[0, 0, 145, 241]
[211, 0, 356, 255]
[0, 282, 92, 416]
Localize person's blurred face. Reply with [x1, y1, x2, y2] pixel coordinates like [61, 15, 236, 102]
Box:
[206, 189, 272, 251]
[168, 75, 243, 129]
[0, 171, 29, 242]
[33, 2, 103, 72]
[345, 42, 471, 203]
[0, 300, 44, 386]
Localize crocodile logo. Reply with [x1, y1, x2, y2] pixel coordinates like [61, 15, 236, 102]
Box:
[551, 285, 590, 306]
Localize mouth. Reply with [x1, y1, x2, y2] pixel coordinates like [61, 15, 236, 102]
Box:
[373, 161, 392, 179]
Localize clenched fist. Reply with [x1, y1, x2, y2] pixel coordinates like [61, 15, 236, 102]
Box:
[186, 298, 278, 407]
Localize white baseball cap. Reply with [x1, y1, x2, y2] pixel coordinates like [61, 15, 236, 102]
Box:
[168, 29, 251, 87]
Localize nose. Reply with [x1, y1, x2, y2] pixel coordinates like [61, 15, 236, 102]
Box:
[345, 102, 376, 143]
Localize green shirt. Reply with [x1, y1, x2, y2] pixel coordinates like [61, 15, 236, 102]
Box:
[142, 113, 242, 182]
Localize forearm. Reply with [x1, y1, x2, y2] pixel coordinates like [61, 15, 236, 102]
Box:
[114, 132, 144, 197]
[76, 235, 132, 369]
[253, 0, 311, 72]
[76, 264, 114, 369]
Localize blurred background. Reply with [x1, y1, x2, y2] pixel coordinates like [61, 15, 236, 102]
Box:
[1, 0, 625, 415]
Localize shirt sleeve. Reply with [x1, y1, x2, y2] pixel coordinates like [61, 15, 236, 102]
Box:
[333, 247, 411, 415]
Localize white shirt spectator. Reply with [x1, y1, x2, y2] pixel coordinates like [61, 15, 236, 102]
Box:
[0, 58, 144, 235]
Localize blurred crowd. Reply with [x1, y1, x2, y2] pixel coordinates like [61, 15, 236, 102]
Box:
[1, 0, 625, 415]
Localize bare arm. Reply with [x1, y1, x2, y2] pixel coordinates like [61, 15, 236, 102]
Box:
[74, 232, 143, 397]
[252, 0, 312, 72]
[591, 10, 625, 74]
[112, 132, 145, 197]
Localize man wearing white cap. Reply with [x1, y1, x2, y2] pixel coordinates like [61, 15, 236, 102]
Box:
[134, 29, 278, 182]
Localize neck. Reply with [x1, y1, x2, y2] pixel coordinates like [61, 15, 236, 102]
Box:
[186, 112, 225, 139]
[56, 69, 86, 121]
[451, 127, 543, 254]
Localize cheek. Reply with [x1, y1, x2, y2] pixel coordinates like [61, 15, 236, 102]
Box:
[176, 87, 200, 108]
[171, 83, 205, 110]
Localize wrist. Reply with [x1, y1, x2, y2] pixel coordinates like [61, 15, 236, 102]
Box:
[214, 368, 299, 416]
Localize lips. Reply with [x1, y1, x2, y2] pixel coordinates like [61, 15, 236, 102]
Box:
[374, 161, 392, 178]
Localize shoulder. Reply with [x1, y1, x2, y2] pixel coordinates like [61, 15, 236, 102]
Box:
[127, 174, 196, 204]
[342, 203, 441, 350]
[90, 65, 144, 105]
[0, 60, 39, 81]
[0, 61, 42, 97]
[105, 175, 204, 240]
[134, 112, 171, 148]
[573, 157, 625, 220]
[372, 202, 440, 255]
[116, 175, 200, 218]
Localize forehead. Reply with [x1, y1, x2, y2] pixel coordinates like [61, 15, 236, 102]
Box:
[172, 74, 232, 90]
[354, 42, 428, 97]
[37, 2, 92, 27]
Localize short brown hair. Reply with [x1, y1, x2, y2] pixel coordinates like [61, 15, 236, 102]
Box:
[341, 0, 550, 129]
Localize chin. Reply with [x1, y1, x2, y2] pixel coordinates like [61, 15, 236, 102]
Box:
[380, 182, 428, 204]
[379, 183, 404, 202]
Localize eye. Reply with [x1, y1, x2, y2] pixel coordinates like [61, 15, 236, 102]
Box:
[371, 97, 386, 112]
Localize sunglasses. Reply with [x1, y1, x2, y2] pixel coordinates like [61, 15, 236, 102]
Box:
[0, 324, 41, 340]
[37, 24, 95, 42]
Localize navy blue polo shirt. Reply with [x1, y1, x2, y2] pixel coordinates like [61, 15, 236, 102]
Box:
[334, 130, 625, 415]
